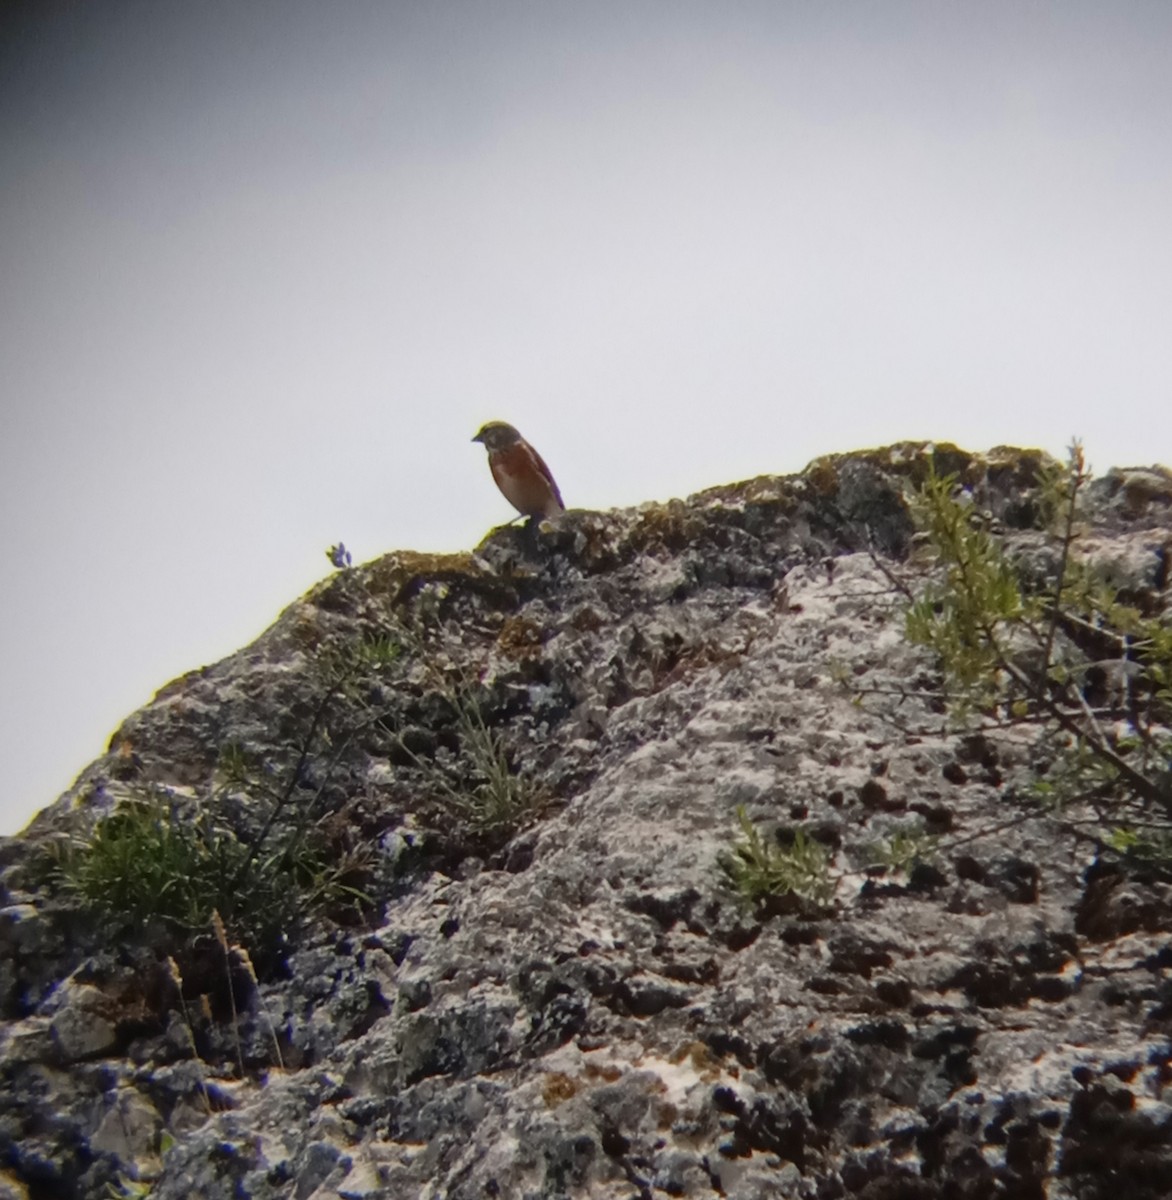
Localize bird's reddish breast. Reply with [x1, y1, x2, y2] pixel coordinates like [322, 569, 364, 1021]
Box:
[489, 440, 563, 516]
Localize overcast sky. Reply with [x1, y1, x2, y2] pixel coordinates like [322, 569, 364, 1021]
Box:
[2, 1, 1170, 833]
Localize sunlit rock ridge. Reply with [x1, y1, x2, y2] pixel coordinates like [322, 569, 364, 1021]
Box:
[2, 444, 1172, 1200]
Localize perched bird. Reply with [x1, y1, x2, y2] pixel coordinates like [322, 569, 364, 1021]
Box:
[472, 421, 565, 521]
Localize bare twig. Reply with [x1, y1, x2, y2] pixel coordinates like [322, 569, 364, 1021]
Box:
[1038, 443, 1085, 684]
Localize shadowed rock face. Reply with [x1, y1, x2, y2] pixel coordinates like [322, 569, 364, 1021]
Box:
[1, 444, 1171, 1200]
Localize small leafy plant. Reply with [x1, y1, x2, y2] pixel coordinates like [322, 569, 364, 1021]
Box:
[869, 826, 938, 875]
[383, 599, 542, 839]
[720, 806, 834, 907]
[450, 689, 540, 833]
[394, 682, 541, 837]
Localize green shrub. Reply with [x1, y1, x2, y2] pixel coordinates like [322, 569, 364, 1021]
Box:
[50, 787, 368, 953]
[906, 442, 1172, 842]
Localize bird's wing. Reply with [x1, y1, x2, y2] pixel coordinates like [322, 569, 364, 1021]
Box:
[525, 442, 565, 510]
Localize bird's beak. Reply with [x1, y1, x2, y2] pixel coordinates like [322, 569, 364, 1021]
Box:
[471, 431, 484, 444]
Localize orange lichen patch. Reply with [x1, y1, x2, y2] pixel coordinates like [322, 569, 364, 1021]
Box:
[496, 615, 545, 658]
[669, 1040, 708, 1068]
[542, 1072, 581, 1108]
[582, 1061, 623, 1083]
[804, 457, 841, 499]
[58, 958, 185, 1041]
[106, 739, 143, 781]
[668, 1040, 723, 1082]
[290, 608, 329, 652]
[569, 604, 605, 633]
[654, 640, 747, 693]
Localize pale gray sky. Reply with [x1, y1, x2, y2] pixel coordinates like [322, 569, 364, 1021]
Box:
[2, 1, 1170, 833]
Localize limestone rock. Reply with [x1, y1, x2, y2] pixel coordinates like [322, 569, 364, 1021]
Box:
[48, 981, 118, 1061]
[0, 444, 1170, 1199]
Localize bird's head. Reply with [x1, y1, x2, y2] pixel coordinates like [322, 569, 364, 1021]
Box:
[472, 421, 522, 452]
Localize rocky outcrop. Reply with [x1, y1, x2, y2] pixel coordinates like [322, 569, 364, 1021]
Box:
[1, 444, 1171, 1199]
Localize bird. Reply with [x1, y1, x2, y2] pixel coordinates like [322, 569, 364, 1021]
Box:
[472, 421, 565, 521]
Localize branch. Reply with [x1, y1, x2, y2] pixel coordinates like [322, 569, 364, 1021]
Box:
[230, 682, 341, 889]
[1039, 448, 1084, 681]
[997, 655, 1169, 811]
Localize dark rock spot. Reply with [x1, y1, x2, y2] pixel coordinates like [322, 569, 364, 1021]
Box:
[874, 977, 914, 1008]
[659, 957, 719, 986]
[907, 862, 949, 892]
[397, 1006, 512, 1086]
[959, 734, 999, 767]
[1059, 1080, 1172, 1200]
[953, 855, 985, 883]
[527, 992, 588, 1053]
[395, 725, 437, 760]
[913, 1024, 980, 1060]
[1104, 1059, 1142, 1082]
[779, 920, 822, 946]
[827, 934, 895, 978]
[909, 802, 954, 833]
[599, 1124, 630, 1158]
[844, 1020, 909, 1050]
[502, 834, 537, 873]
[625, 888, 701, 930]
[716, 923, 762, 952]
[399, 978, 432, 1014]
[711, 1087, 807, 1167]
[544, 1133, 597, 1192]
[859, 779, 902, 811]
[1023, 930, 1078, 973]
[943, 958, 1027, 1007]
[1076, 859, 1172, 940]
[987, 856, 1040, 904]
[704, 1031, 755, 1068]
[611, 977, 689, 1018]
[1031, 975, 1072, 1003]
